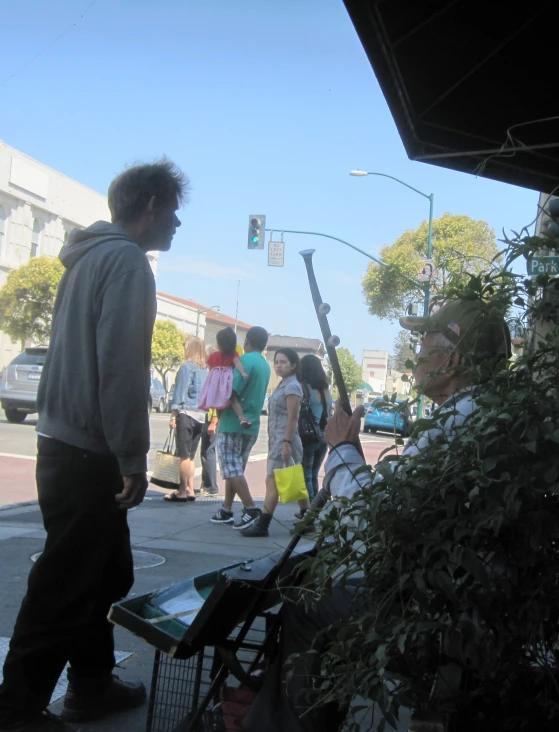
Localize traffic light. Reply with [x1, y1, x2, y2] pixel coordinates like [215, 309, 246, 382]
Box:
[248, 215, 266, 249]
[540, 198, 559, 240]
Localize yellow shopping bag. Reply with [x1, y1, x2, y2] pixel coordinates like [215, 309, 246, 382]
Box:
[274, 463, 309, 503]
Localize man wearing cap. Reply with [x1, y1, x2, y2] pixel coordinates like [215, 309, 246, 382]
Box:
[323, 299, 511, 499]
[244, 299, 511, 732]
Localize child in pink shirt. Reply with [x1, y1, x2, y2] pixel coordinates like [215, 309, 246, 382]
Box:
[198, 327, 251, 427]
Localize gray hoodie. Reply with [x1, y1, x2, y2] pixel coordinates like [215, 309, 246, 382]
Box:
[37, 221, 157, 475]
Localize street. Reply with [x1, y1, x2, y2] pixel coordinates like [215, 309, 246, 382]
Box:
[0, 413, 399, 731]
[0, 411, 394, 508]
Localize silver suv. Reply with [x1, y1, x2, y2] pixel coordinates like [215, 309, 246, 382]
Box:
[0, 347, 48, 423]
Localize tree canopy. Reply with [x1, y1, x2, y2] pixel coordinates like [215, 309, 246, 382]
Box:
[391, 329, 414, 372]
[151, 320, 185, 390]
[327, 347, 362, 398]
[362, 212, 500, 320]
[0, 256, 64, 348]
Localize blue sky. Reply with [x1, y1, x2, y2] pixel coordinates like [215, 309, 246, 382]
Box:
[1, 0, 538, 360]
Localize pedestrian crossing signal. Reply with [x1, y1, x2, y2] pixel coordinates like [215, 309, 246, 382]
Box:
[248, 214, 266, 249]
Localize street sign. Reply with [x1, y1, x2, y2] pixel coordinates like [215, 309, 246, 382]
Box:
[527, 256, 559, 275]
[268, 240, 284, 267]
[417, 258, 436, 282]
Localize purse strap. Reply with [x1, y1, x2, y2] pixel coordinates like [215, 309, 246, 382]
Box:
[163, 427, 176, 454]
[318, 388, 328, 429]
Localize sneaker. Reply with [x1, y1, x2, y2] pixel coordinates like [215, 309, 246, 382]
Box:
[201, 486, 220, 496]
[240, 515, 270, 537]
[0, 711, 65, 731]
[210, 507, 234, 524]
[232, 507, 262, 530]
[62, 674, 146, 723]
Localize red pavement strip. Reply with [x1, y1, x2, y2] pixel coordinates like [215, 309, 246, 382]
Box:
[0, 438, 391, 510]
[0, 456, 38, 508]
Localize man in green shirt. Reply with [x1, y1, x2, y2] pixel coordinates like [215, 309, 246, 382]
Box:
[211, 326, 270, 529]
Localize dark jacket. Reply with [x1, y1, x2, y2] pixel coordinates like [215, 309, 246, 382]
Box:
[37, 221, 157, 475]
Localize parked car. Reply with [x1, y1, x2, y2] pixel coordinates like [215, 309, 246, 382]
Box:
[363, 397, 411, 437]
[150, 378, 167, 412]
[261, 394, 269, 415]
[0, 346, 48, 423]
[166, 385, 175, 412]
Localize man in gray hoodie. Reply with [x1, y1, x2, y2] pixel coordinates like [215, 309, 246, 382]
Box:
[0, 159, 189, 731]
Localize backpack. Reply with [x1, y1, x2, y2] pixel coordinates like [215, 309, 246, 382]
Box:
[298, 384, 327, 444]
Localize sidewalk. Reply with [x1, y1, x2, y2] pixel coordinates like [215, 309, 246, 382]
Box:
[0, 436, 394, 731]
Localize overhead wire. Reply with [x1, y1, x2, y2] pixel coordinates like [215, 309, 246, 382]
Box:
[0, 0, 99, 86]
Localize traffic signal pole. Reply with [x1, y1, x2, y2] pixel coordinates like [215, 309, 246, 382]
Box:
[263, 228, 421, 289]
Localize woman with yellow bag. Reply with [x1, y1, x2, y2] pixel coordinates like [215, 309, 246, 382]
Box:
[240, 348, 310, 537]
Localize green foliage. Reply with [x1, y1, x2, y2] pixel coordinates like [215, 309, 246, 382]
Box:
[327, 347, 362, 398]
[391, 329, 414, 372]
[362, 213, 500, 320]
[0, 256, 64, 347]
[151, 320, 185, 390]
[296, 231, 559, 730]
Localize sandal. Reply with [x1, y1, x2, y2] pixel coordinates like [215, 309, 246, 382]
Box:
[164, 491, 193, 503]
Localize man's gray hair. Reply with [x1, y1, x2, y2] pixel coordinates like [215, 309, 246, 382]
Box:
[108, 157, 190, 223]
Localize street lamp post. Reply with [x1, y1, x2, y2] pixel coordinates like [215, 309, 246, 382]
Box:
[350, 170, 435, 417]
[195, 305, 220, 337]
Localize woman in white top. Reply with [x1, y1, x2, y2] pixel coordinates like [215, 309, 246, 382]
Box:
[240, 348, 310, 537]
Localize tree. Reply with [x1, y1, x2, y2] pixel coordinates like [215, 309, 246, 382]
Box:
[391, 329, 414, 372]
[362, 212, 500, 320]
[326, 347, 362, 398]
[151, 320, 185, 391]
[0, 255, 64, 348]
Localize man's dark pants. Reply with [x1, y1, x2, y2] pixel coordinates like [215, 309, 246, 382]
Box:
[200, 418, 218, 492]
[0, 437, 134, 724]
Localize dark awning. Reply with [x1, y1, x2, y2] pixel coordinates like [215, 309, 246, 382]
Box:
[344, 0, 558, 193]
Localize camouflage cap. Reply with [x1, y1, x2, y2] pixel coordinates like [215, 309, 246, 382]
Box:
[399, 300, 511, 360]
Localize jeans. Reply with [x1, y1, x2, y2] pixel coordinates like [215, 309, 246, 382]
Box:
[200, 419, 218, 492]
[0, 437, 134, 724]
[302, 439, 328, 500]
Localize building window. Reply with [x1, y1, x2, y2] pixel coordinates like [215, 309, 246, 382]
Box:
[31, 218, 42, 257]
[0, 206, 6, 258]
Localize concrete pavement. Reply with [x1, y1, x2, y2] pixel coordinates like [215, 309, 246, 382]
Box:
[0, 420, 397, 731]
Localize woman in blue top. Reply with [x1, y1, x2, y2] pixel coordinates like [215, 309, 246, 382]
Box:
[166, 336, 208, 502]
[300, 354, 332, 500]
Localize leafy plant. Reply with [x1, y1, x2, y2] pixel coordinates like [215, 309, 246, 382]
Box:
[0, 255, 64, 348]
[296, 230, 559, 731]
[326, 348, 363, 399]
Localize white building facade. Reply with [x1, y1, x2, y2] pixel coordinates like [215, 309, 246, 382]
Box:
[0, 141, 158, 370]
[361, 349, 389, 395]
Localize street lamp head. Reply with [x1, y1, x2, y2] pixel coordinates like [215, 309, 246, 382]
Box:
[349, 170, 368, 177]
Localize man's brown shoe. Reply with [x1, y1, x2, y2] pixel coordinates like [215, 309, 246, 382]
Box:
[62, 673, 146, 723]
